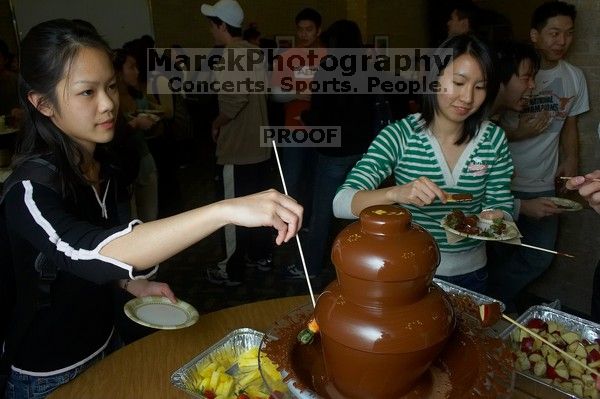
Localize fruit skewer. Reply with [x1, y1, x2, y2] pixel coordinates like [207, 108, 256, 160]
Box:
[479, 303, 598, 378]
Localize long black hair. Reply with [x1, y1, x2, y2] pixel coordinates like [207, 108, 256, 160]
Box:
[14, 19, 114, 196]
[420, 34, 499, 145]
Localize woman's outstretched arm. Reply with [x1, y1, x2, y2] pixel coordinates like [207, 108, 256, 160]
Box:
[100, 189, 303, 269]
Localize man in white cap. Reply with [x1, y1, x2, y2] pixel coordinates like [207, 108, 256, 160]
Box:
[201, 0, 244, 34]
[201, 0, 274, 286]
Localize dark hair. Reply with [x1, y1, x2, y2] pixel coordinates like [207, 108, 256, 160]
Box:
[452, 0, 481, 32]
[140, 34, 155, 48]
[495, 41, 539, 85]
[15, 19, 114, 195]
[295, 8, 322, 29]
[531, 1, 576, 31]
[243, 27, 260, 42]
[320, 20, 363, 49]
[0, 38, 10, 59]
[122, 38, 150, 84]
[420, 34, 499, 145]
[113, 48, 144, 105]
[207, 16, 242, 38]
[113, 48, 130, 72]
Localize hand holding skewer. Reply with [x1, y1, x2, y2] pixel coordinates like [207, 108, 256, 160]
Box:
[563, 171, 600, 215]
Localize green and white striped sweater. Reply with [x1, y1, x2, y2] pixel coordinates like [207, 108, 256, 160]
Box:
[333, 113, 514, 276]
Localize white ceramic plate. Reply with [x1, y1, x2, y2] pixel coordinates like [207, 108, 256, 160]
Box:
[124, 296, 199, 330]
[441, 214, 520, 241]
[543, 197, 583, 212]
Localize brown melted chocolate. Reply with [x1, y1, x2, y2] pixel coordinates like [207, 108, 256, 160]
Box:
[262, 295, 514, 399]
[315, 206, 455, 397]
[261, 206, 513, 399]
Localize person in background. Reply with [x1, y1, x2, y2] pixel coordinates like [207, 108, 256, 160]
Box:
[124, 35, 155, 90]
[125, 37, 184, 219]
[1, 19, 302, 398]
[271, 8, 325, 228]
[0, 38, 22, 126]
[333, 34, 514, 294]
[490, 41, 539, 118]
[243, 24, 261, 46]
[486, 40, 543, 301]
[447, 0, 481, 37]
[283, 20, 376, 280]
[491, 1, 589, 311]
[114, 48, 161, 222]
[201, 0, 275, 286]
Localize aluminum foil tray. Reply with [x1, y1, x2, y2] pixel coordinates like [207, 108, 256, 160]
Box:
[171, 328, 264, 398]
[499, 305, 600, 399]
[433, 277, 506, 312]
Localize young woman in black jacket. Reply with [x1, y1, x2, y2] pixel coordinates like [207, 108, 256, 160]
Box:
[2, 19, 302, 398]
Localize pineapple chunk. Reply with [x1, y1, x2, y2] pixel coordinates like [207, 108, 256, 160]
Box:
[200, 362, 218, 378]
[209, 370, 221, 390]
[238, 369, 261, 388]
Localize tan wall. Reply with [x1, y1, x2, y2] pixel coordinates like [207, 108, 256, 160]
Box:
[565, 0, 600, 176]
[477, 0, 546, 40]
[365, 0, 429, 47]
[150, 0, 345, 48]
[149, 0, 429, 49]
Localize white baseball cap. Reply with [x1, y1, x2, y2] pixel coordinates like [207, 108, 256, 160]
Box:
[201, 0, 244, 28]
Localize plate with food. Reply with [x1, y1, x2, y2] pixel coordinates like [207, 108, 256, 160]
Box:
[543, 197, 583, 212]
[441, 209, 520, 241]
[124, 296, 199, 329]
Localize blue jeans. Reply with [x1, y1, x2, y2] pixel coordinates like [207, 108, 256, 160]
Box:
[436, 266, 489, 295]
[4, 333, 122, 399]
[302, 153, 362, 276]
[486, 190, 558, 311]
[5, 358, 101, 399]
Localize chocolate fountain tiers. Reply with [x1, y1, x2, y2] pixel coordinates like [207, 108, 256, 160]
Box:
[260, 205, 514, 399]
[260, 303, 514, 399]
[315, 206, 454, 398]
[316, 282, 453, 398]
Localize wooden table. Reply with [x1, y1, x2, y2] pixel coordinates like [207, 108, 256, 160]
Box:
[50, 296, 308, 399]
[49, 295, 547, 399]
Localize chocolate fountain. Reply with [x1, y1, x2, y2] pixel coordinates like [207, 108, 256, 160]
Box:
[314, 205, 454, 398]
[261, 205, 514, 399]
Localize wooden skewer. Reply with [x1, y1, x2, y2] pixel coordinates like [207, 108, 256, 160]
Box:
[502, 313, 598, 377]
[558, 176, 600, 183]
[516, 243, 575, 259]
[271, 140, 316, 308]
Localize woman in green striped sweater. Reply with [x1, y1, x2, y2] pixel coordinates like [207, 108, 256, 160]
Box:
[333, 35, 514, 293]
